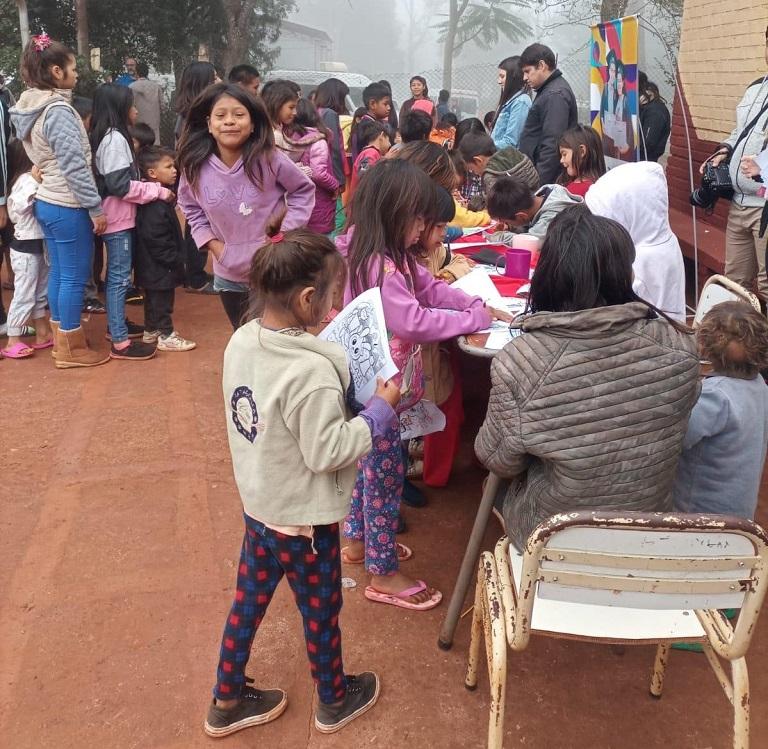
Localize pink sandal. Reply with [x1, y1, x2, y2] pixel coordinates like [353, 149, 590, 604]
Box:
[31, 339, 54, 350]
[364, 580, 442, 611]
[341, 543, 413, 565]
[0, 342, 34, 359]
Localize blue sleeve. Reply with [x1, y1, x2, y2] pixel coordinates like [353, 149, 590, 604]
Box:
[682, 383, 730, 450]
[493, 95, 532, 150]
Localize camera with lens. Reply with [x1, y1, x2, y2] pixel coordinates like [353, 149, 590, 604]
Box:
[690, 159, 734, 211]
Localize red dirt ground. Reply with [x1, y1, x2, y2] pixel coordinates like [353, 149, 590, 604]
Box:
[2, 288, 768, 749]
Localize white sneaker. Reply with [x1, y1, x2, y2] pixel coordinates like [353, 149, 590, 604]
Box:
[143, 329, 161, 343]
[157, 331, 196, 352]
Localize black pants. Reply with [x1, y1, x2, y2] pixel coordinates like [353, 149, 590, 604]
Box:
[184, 226, 209, 290]
[219, 290, 249, 330]
[144, 288, 175, 335]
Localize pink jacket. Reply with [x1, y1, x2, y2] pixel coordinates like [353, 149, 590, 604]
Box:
[337, 230, 490, 410]
[101, 181, 173, 234]
[300, 135, 339, 234]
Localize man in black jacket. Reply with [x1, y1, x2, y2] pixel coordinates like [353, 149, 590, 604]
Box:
[638, 71, 671, 162]
[518, 43, 578, 184]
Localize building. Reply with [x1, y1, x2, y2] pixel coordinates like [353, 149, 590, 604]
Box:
[274, 21, 334, 71]
[666, 0, 768, 280]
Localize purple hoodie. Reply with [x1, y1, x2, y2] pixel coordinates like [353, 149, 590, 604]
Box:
[178, 149, 315, 283]
[336, 229, 491, 410]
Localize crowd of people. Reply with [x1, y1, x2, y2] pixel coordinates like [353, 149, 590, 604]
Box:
[1, 30, 768, 742]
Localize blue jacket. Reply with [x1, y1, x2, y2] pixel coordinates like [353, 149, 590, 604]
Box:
[491, 92, 532, 150]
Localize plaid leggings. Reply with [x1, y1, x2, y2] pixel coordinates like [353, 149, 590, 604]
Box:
[214, 517, 347, 705]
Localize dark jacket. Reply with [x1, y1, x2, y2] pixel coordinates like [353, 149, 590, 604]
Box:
[518, 69, 578, 185]
[639, 98, 671, 162]
[135, 199, 185, 290]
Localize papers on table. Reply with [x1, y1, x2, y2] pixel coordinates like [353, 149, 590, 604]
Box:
[485, 325, 522, 350]
[319, 287, 398, 403]
[461, 226, 489, 237]
[451, 267, 505, 305]
[399, 400, 446, 440]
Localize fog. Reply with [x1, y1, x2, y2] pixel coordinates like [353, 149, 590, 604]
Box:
[277, 0, 678, 114]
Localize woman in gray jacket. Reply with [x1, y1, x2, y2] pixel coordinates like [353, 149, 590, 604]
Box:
[476, 206, 701, 550]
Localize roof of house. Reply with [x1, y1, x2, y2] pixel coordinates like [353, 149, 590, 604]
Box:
[280, 21, 333, 44]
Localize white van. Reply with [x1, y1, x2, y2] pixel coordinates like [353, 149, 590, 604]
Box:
[265, 69, 373, 112]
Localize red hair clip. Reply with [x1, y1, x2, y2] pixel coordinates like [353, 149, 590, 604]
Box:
[32, 33, 52, 52]
[271, 232, 285, 244]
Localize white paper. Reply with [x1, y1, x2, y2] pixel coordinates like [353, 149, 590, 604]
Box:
[755, 149, 768, 174]
[451, 268, 505, 305]
[319, 287, 398, 403]
[399, 400, 446, 440]
[485, 326, 522, 350]
[461, 226, 488, 236]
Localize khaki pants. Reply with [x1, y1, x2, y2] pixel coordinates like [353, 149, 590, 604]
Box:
[724, 202, 768, 300]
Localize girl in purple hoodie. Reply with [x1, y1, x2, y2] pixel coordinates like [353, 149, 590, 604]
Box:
[177, 84, 315, 329]
[337, 159, 509, 611]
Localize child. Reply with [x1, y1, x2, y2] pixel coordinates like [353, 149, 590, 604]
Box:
[10, 35, 108, 368]
[134, 147, 195, 352]
[294, 98, 340, 235]
[91, 83, 175, 360]
[337, 159, 509, 610]
[348, 119, 390, 199]
[227, 63, 260, 96]
[674, 301, 768, 520]
[350, 82, 392, 162]
[129, 122, 156, 152]
[430, 112, 458, 150]
[487, 175, 582, 239]
[177, 83, 315, 330]
[557, 124, 606, 197]
[399, 109, 433, 144]
[206, 224, 400, 738]
[262, 81, 322, 163]
[0, 141, 53, 359]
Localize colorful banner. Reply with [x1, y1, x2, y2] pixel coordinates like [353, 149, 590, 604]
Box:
[590, 16, 639, 162]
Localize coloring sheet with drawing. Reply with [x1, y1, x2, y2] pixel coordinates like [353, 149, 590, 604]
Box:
[399, 400, 446, 440]
[319, 287, 398, 403]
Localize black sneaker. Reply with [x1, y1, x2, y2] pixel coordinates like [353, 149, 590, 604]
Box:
[126, 286, 144, 304]
[83, 298, 106, 314]
[314, 672, 380, 734]
[105, 320, 145, 341]
[401, 478, 428, 508]
[203, 684, 287, 738]
[110, 340, 157, 360]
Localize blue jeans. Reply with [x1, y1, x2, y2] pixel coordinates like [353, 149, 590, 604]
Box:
[34, 200, 94, 331]
[104, 229, 133, 343]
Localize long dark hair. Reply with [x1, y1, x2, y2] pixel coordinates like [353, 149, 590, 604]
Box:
[294, 98, 332, 141]
[177, 83, 273, 190]
[7, 140, 33, 189]
[175, 61, 216, 116]
[557, 125, 606, 184]
[315, 78, 349, 115]
[347, 159, 438, 295]
[262, 80, 299, 129]
[90, 84, 136, 167]
[410, 75, 429, 99]
[453, 117, 486, 150]
[529, 205, 690, 336]
[494, 56, 525, 127]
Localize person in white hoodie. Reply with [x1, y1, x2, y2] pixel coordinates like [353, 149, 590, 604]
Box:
[585, 161, 687, 322]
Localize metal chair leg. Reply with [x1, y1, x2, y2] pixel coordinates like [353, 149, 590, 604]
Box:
[465, 559, 485, 691]
[732, 657, 750, 749]
[650, 643, 669, 698]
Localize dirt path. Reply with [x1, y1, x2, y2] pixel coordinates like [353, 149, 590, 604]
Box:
[2, 291, 767, 748]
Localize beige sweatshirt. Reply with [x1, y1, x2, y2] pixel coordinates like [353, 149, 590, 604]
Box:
[223, 321, 382, 526]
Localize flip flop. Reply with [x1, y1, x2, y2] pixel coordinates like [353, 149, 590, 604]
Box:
[0, 342, 34, 359]
[341, 543, 413, 565]
[364, 580, 442, 611]
[30, 338, 54, 350]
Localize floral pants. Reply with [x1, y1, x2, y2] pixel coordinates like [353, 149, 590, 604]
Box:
[343, 421, 403, 576]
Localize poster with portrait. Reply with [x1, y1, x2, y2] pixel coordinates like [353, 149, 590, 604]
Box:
[590, 15, 640, 162]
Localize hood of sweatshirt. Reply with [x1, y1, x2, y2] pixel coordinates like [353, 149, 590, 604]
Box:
[334, 228, 352, 258]
[518, 302, 653, 339]
[10, 88, 71, 139]
[585, 162, 672, 248]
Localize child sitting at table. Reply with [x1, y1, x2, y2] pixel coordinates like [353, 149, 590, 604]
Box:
[486, 175, 582, 239]
[674, 301, 768, 520]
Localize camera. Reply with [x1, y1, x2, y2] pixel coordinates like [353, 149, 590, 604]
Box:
[690, 161, 734, 211]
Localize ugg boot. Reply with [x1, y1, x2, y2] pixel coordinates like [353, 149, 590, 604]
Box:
[50, 320, 60, 359]
[55, 326, 110, 369]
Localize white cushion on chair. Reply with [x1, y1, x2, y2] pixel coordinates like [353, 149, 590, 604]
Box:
[508, 548, 706, 641]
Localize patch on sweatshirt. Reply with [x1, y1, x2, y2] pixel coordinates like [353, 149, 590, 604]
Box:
[231, 385, 260, 443]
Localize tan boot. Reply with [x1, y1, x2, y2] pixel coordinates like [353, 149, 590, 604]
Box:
[50, 320, 60, 359]
[55, 326, 110, 369]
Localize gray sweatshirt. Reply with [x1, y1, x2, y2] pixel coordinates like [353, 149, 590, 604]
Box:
[528, 184, 583, 239]
[674, 373, 768, 519]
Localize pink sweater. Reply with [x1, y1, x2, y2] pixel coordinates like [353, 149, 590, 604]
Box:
[300, 133, 339, 234]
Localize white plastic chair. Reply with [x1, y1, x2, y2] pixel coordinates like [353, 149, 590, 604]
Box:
[465, 511, 768, 749]
[693, 275, 762, 326]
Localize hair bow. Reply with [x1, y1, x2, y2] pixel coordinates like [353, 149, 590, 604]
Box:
[32, 34, 52, 52]
[271, 232, 285, 244]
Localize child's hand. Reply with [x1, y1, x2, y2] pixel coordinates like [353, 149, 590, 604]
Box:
[31, 165, 43, 182]
[374, 376, 401, 409]
[206, 239, 225, 260]
[741, 156, 762, 178]
[487, 306, 515, 323]
[163, 190, 177, 203]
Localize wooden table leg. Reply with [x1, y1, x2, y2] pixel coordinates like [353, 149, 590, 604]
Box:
[438, 473, 503, 650]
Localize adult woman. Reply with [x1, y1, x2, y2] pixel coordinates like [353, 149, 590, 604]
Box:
[399, 76, 435, 125]
[11, 36, 108, 368]
[175, 61, 219, 292]
[475, 206, 700, 551]
[490, 56, 531, 150]
[638, 74, 670, 162]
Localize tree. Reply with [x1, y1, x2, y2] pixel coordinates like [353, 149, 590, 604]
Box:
[16, 0, 29, 47]
[437, 1, 532, 89]
[74, 0, 87, 56]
